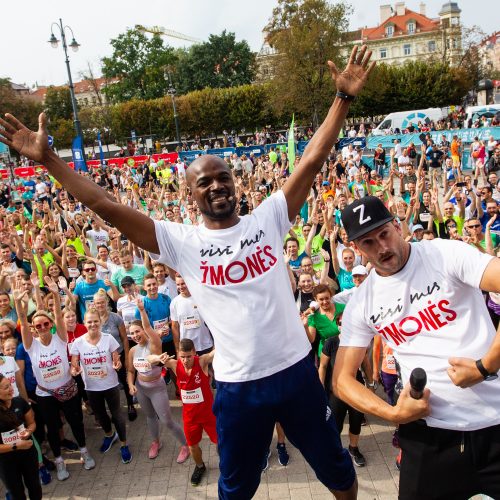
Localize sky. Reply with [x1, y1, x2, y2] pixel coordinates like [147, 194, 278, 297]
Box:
[2, 0, 498, 88]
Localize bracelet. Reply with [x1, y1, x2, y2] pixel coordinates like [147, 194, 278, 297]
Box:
[336, 91, 355, 101]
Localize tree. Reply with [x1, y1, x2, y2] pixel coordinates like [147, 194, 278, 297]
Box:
[44, 86, 73, 121]
[0, 78, 42, 130]
[174, 31, 256, 94]
[349, 60, 472, 117]
[101, 29, 176, 102]
[265, 0, 351, 126]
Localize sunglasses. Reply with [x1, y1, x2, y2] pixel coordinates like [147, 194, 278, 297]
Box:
[34, 321, 51, 330]
[467, 224, 481, 229]
[84, 267, 96, 272]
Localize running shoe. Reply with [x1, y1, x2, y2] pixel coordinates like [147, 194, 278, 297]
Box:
[39, 465, 52, 485]
[190, 464, 206, 486]
[176, 445, 190, 464]
[56, 460, 70, 481]
[100, 432, 118, 453]
[80, 450, 96, 470]
[128, 405, 137, 422]
[148, 441, 162, 459]
[348, 446, 366, 467]
[60, 438, 78, 451]
[261, 449, 271, 472]
[277, 443, 289, 466]
[120, 445, 132, 464]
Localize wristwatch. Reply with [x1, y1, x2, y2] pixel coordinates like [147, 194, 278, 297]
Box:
[336, 91, 355, 101]
[476, 359, 498, 381]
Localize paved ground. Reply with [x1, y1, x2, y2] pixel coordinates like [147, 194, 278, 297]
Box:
[10, 384, 407, 500]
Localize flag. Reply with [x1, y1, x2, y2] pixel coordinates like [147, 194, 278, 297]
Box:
[97, 131, 105, 166]
[287, 114, 296, 173]
[71, 136, 88, 172]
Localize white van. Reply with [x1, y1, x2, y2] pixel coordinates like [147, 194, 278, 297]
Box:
[465, 105, 500, 126]
[371, 108, 445, 136]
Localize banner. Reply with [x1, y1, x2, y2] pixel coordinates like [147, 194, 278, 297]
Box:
[339, 137, 367, 149]
[367, 127, 500, 150]
[236, 146, 265, 157]
[178, 150, 205, 162]
[206, 147, 235, 159]
[288, 115, 296, 173]
[71, 136, 87, 172]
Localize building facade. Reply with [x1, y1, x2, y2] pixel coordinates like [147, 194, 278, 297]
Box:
[29, 77, 118, 108]
[352, 2, 462, 66]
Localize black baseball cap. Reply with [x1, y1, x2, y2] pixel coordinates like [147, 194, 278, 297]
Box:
[121, 276, 135, 286]
[341, 196, 394, 242]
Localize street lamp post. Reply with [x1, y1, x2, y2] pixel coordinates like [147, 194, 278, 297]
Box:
[164, 70, 181, 149]
[48, 19, 85, 150]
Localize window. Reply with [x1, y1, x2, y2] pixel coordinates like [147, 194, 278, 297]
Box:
[407, 22, 415, 34]
[404, 44, 411, 56]
[428, 40, 436, 52]
[386, 25, 394, 37]
[380, 48, 387, 59]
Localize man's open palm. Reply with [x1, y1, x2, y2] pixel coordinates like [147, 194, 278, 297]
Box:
[328, 45, 375, 97]
[0, 112, 50, 163]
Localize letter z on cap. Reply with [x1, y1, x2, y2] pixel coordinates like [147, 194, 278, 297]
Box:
[341, 196, 394, 242]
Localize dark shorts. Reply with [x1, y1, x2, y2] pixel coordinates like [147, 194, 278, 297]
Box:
[399, 420, 500, 500]
[161, 340, 176, 357]
[213, 355, 355, 499]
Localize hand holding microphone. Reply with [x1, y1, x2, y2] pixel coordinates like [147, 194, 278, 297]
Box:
[393, 367, 430, 424]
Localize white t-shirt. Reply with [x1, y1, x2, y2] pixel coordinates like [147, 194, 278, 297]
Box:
[70, 334, 120, 391]
[86, 229, 109, 256]
[341, 239, 498, 431]
[27, 334, 72, 397]
[152, 190, 310, 382]
[170, 294, 213, 352]
[0, 356, 19, 397]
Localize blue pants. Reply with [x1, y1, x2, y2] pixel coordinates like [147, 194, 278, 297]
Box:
[214, 355, 355, 499]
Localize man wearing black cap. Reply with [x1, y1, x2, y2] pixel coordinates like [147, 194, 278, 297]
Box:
[1, 45, 375, 500]
[333, 195, 500, 499]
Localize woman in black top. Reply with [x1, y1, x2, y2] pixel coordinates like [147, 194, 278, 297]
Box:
[0, 373, 41, 499]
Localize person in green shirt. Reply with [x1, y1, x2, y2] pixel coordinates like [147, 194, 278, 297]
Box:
[111, 249, 148, 294]
[305, 284, 345, 356]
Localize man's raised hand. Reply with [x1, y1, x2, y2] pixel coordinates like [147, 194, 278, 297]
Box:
[0, 113, 50, 163]
[327, 45, 375, 98]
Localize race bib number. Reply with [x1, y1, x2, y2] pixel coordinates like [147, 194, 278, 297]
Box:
[40, 364, 63, 383]
[181, 387, 204, 404]
[386, 354, 396, 371]
[153, 319, 168, 331]
[311, 254, 322, 265]
[133, 357, 152, 374]
[68, 267, 80, 278]
[86, 363, 108, 379]
[1, 425, 25, 445]
[183, 314, 201, 331]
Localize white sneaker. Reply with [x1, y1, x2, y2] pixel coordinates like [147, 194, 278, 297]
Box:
[81, 451, 96, 470]
[56, 460, 70, 481]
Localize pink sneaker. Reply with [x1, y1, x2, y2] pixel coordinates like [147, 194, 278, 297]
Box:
[148, 441, 162, 459]
[176, 445, 190, 464]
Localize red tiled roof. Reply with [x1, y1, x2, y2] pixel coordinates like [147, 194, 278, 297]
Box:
[361, 8, 440, 41]
[28, 77, 119, 101]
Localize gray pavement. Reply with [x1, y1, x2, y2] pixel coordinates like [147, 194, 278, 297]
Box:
[15, 384, 405, 500]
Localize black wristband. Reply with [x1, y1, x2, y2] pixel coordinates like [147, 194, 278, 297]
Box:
[336, 91, 355, 101]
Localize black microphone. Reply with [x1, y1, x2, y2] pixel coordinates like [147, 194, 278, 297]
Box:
[409, 367, 427, 400]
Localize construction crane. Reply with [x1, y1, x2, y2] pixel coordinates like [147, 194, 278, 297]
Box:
[135, 24, 202, 44]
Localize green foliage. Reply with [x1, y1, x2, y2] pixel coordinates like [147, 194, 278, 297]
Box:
[265, 0, 351, 125]
[0, 79, 42, 130]
[50, 118, 74, 149]
[67, 84, 280, 144]
[174, 31, 256, 94]
[350, 60, 473, 117]
[44, 86, 73, 121]
[101, 29, 176, 102]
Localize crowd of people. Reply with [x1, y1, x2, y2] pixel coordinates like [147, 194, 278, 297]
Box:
[0, 44, 499, 500]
